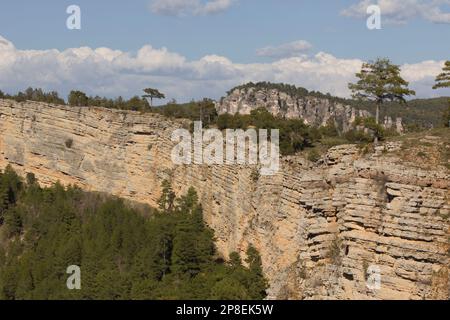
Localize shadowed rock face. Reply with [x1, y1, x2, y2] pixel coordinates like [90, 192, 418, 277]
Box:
[216, 87, 404, 133]
[0, 99, 448, 300]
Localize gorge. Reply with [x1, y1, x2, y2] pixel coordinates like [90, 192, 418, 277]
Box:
[0, 98, 449, 300]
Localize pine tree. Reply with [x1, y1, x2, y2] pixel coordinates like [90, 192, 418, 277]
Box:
[26, 172, 37, 186]
[349, 58, 415, 142]
[1, 165, 23, 205]
[142, 88, 165, 108]
[172, 192, 213, 278]
[150, 225, 173, 279]
[433, 61, 450, 89]
[244, 245, 268, 300]
[229, 252, 242, 268]
[158, 180, 176, 212]
[5, 208, 23, 237]
[433, 61, 450, 127]
[68, 90, 89, 107]
[176, 187, 199, 214]
[0, 185, 8, 224]
[172, 217, 202, 277]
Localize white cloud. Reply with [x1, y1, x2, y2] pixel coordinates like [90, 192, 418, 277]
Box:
[341, 0, 450, 24]
[256, 40, 313, 59]
[149, 0, 235, 16]
[0, 35, 445, 103]
[197, 0, 235, 15]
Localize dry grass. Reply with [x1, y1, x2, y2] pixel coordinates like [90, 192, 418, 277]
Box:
[388, 127, 450, 170]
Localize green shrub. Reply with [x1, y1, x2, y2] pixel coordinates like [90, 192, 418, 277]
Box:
[417, 151, 427, 158]
[359, 143, 374, 155]
[344, 130, 373, 143]
[319, 119, 339, 138]
[384, 128, 400, 138]
[217, 108, 313, 156]
[250, 168, 260, 182]
[363, 260, 370, 281]
[65, 138, 73, 149]
[327, 237, 343, 265]
[154, 99, 217, 125]
[320, 137, 348, 148]
[444, 104, 450, 128]
[307, 149, 321, 162]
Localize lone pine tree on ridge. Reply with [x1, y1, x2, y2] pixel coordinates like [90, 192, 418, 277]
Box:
[348, 58, 415, 143]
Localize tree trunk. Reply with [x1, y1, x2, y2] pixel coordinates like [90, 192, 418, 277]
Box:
[374, 102, 380, 145]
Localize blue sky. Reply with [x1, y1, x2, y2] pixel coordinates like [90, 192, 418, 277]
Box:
[0, 0, 449, 102]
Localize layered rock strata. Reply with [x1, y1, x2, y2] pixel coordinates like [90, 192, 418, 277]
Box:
[0, 99, 448, 299]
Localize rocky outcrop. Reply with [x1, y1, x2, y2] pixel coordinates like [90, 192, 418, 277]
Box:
[0, 99, 448, 300]
[216, 86, 404, 133]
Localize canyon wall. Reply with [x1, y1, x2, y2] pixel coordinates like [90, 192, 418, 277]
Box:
[0, 99, 448, 300]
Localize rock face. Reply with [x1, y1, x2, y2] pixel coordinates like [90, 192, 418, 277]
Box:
[216, 86, 404, 133]
[0, 99, 448, 300]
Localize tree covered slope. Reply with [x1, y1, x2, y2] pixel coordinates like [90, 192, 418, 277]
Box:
[0, 166, 267, 300]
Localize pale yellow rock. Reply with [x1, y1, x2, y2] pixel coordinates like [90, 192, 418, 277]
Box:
[0, 99, 449, 300]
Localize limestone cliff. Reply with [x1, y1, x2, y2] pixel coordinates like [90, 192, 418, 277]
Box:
[216, 85, 404, 133]
[0, 99, 448, 300]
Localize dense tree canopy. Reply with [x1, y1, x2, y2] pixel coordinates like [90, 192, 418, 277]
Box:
[153, 99, 218, 127]
[0, 168, 268, 300]
[0, 87, 65, 105]
[216, 108, 315, 155]
[68, 90, 89, 107]
[68, 91, 150, 111]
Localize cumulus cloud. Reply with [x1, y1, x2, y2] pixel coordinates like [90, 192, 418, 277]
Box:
[0, 35, 445, 103]
[256, 40, 313, 59]
[341, 0, 450, 24]
[149, 0, 235, 16]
